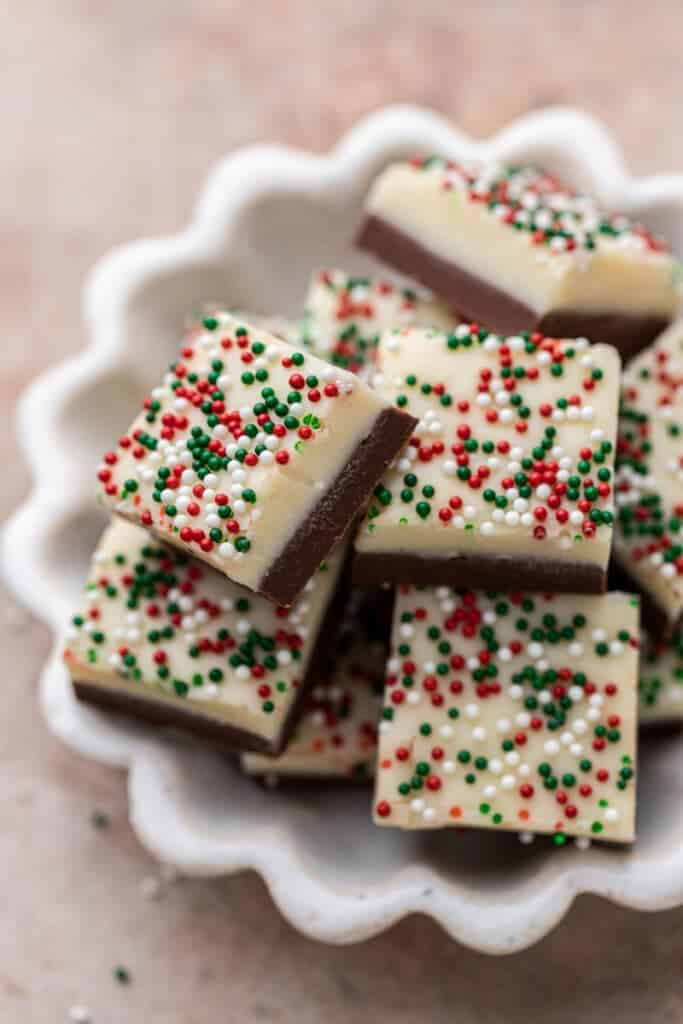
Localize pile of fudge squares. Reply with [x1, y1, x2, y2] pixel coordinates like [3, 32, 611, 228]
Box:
[63, 157, 683, 847]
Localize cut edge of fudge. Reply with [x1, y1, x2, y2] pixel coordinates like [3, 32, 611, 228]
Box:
[64, 520, 351, 756]
[354, 549, 606, 594]
[358, 214, 671, 361]
[257, 404, 417, 604]
[357, 159, 678, 357]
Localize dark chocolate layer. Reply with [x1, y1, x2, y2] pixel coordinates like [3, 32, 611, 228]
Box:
[538, 310, 669, 363]
[357, 214, 670, 359]
[73, 555, 351, 756]
[259, 405, 417, 605]
[609, 556, 682, 641]
[353, 550, 606, 594]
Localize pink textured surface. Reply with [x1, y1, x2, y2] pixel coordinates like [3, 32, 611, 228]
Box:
[3, 2, 683, 1019]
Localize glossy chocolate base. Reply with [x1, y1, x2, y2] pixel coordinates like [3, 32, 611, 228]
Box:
[353, 550, 606, 594]
[357, 214, 670, 360]
[73, 557, 351, 756]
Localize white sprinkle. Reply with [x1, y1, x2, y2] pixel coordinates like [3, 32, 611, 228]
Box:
[68, 1007, 91, 1023]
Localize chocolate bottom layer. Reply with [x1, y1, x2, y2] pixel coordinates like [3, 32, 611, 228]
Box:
[353, 550, 606, 594]
[259, 405, 417, 605]
[357, 215, 670, 359]
[609, 556, 681, 641]
[73, 556, 351, 757]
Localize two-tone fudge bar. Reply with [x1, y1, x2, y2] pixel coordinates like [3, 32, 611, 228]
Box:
[63, 520, 348, 754]
[639, 632, 683, 724]
[241, 640, 384, 779]
[354, 325, 620, 593]
[299, 269, 457, 374]
[374, 587, 640, 843]
[97, 314, 417, 606]
[358, 158, 679, 359]
[614, 322, 683, 636]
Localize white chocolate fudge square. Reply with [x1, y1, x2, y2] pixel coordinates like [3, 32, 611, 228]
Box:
[355, 325, 620, 591]
[299, 268, 458, 374]
[374, 587, 640, 843]
[242, 640, 384, 779]
[361, 159, 679, 335]
[63, 520, 345, 754]
[614, 322, 683, 632]
[639, 633, 683, 723]
[97, 313, 415, 605]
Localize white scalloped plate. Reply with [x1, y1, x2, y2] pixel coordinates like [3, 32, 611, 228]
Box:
[5, 106, 683, 954]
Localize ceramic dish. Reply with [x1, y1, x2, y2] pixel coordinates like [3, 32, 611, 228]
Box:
[4, 105, 683, 954]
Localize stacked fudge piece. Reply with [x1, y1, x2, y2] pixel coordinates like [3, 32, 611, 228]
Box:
[353, 155, 681, 843]
[64, 314, 417, 755]
[63, 153, 682, 843]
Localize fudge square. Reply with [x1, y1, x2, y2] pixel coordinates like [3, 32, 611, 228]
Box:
[614, 321, 683, 637]
[241, 637, 384, 779]
[63, 519, 347, 755]
[299, 268, 458, 374]
[374, 587, 640, 843]
[97, 313, 416, 606]
[358, 158, 679, 360]
[354, 325, 620, 593]
[639, 632, 683, 724]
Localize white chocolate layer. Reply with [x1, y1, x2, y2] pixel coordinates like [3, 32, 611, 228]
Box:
[639, 633, 683, 723]
[366, 161, 679, 319]
[374, 588, 640, 843]
[356, 326, 619, 569]
[98, 313, 401, 598]
[64, 520, 345, 746]
[614, 321, 683, 627]
[299, 268, 458, 374]
[241, 641, 384, 777]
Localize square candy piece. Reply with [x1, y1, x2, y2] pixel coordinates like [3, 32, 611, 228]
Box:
[299, 268, 458, 374]
[614, 322, 683, 636]
[63, 519, 346, 755]
[241, 639, 384, 779]
[374, 587, 640, 843]
[639, 632, 683, 724]
[98, 314, 416, 606]
[358, 158, 679, 359]
[354, 325, 620, 593]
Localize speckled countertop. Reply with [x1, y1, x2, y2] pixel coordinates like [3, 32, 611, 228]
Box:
[4, 2, 683, 1020]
